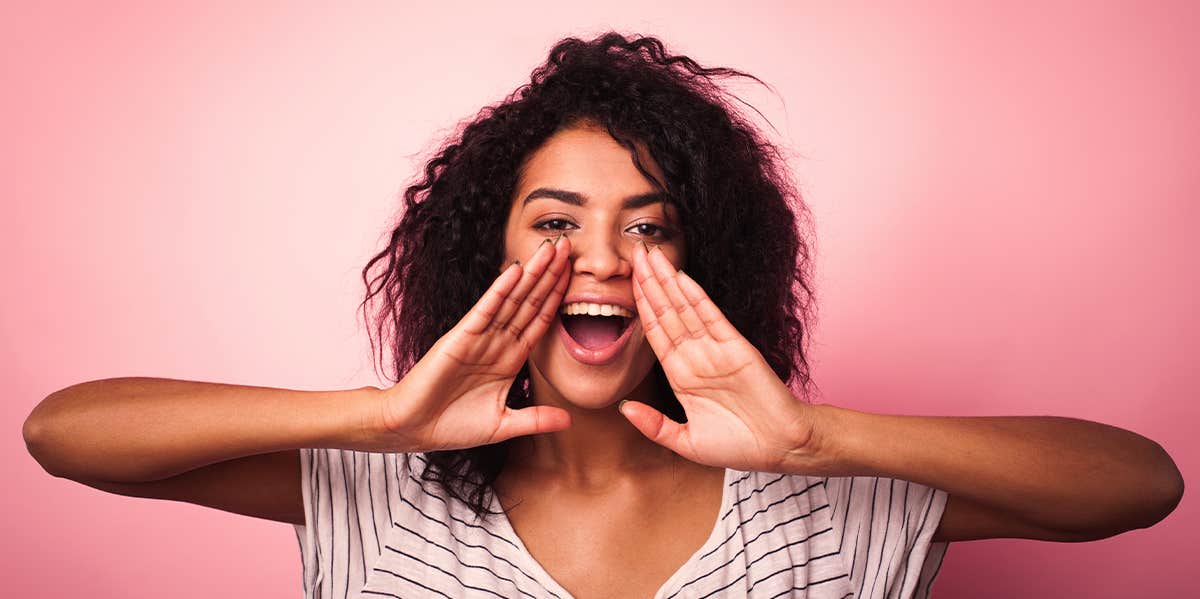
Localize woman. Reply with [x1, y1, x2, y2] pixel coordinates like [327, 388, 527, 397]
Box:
[23, 33, 1183, 599]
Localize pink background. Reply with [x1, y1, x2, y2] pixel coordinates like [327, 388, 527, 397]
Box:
[3, 1, 1196, 596]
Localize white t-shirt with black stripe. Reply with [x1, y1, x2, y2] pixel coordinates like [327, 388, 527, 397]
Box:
[293, 448, 949, 598]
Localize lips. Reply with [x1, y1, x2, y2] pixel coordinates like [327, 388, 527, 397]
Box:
[556, 312, 637, 366]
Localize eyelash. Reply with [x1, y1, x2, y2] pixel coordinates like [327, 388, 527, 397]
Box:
[532, 218, 674, 241]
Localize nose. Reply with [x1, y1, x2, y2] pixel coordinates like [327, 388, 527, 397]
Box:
[567, 229, 631, 282]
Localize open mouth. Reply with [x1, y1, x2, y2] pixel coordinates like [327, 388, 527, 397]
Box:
[560, 314, 633, 350]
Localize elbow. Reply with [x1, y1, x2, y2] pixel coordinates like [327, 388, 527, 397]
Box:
[1091, 442, 1185, 540]
[1134, 444, 1185, 531]
[23, 393, 90, 481]
[22, 406, 62, 478]
[1051, 440, 1185, 542]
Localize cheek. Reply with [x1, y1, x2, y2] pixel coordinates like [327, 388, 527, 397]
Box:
[641, 239, 685, 270]
[504, 233, 544, 264]
[501, 233, 515, 261]
[500, 228, 525, 271]
[668, 244, 686, 270]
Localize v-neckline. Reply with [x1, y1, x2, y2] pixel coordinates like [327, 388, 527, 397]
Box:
[488, 467, 736, 599]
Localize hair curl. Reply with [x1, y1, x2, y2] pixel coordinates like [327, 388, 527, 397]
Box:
[359, 31, 818, 520]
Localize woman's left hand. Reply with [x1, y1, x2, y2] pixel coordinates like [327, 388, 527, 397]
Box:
[619, 240, 822, 473]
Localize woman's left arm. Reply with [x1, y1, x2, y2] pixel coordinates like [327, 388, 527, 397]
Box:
[799, 407, 1184, 542]
[620, 240, 1184, 543]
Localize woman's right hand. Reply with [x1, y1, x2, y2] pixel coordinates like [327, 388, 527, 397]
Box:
[370, 234, 573, 452]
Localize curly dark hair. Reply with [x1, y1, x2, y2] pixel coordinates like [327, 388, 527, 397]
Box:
[359, 31, 818, 520]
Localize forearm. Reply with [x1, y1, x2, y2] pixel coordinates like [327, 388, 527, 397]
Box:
[23, 377, 379, 483]
[801, 405, 1184, 536]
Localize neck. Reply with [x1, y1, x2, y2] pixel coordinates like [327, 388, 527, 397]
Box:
[506, 367, 682, 488]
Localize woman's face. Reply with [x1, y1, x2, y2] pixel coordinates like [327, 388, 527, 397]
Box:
[502, 121, 685, 410]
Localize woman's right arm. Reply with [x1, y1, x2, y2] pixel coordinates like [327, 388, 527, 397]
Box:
[22, 377, 380, 483]
[22, 378, 380, 525]
[22, 234, 573, 525]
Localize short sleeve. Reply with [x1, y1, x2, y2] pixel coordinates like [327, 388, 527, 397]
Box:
[823, 476, 949, 599]
[293, 448, 412, 599]
[292, 447, 320, 597]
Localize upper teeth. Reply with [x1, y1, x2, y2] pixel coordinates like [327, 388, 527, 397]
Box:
[560, 302, 634, 318]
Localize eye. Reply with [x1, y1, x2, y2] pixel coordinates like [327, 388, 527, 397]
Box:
[532, 218, 577, 233]
[625, 222, 674, 240]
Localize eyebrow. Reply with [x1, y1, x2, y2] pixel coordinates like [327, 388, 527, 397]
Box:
[521, 187, 670, 210]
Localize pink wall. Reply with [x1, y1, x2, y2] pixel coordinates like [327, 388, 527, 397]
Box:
[3, 1, 1195, 596]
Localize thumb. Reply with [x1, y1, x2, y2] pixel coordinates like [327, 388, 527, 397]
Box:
[619, 400, 692, 459]
[491, 405, 572, 443]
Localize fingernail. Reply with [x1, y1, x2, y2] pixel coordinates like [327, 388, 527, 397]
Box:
[511, 259, 521, 267]
[539, 238, 553, 250]
[637, 239, 648, 253]
[618, 399, 629, 414]
[554, 232, 566, 245]
[651, 243, 662, 253]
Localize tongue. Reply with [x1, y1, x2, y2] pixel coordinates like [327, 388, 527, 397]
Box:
[563, 315, 625, 350]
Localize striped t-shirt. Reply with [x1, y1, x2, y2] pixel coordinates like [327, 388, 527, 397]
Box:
[294, 448, 949, 598]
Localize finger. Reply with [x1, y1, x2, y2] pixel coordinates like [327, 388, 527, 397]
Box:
[632, 270, 675, 358]
[618, 400, 696, 461]
[644, 241, 707, 340]
[492, 237, 559, 329]
[518, 256, 571, 348]
[491, 405, 572, 442]
[508, 235, 570, 334]
[459, 261, 525, 336]
[675, 270, 742, 343]
[632, 241, 689, 348]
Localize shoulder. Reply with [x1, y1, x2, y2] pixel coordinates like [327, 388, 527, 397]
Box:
[723, 471, 949, 598]
[820, 474, 950, 599]
[297, 447, 415, 498]
[821, 475, 948, 534]
[294, 450, 532, 599]
[724, 469, 831, 517]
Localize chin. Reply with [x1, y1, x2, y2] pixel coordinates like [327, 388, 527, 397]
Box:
[548, 376, 636, 409]
[527, 352, 655, 410]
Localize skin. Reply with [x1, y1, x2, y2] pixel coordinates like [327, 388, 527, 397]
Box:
[498, 121, 693, 480]
[22, 120, 1181, 599]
